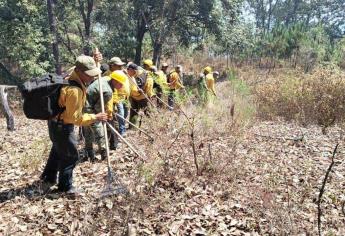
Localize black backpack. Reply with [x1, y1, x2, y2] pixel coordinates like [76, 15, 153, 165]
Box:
[136, 72, 148, 89]
[19, 74, 82, 120]
[166, 71, 174, 83]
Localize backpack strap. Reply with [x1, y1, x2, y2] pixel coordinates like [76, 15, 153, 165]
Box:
[68, 80, 83, 90]
[136, 72, 148, 89]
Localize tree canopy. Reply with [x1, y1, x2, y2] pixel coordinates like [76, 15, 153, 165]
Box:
[0, 0, 344, 82]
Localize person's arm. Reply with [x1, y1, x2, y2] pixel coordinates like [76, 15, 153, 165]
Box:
[145, 77, 154, 97]
[63, 87, 97, 126]
[176, 75, 185, 89]
[105, 97, 113, 119]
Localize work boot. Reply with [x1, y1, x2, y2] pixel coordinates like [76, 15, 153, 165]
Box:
[37, 179, 56, 193]
[57, 186, 84, 198]
[100, 148, 107, 161]
[109, 142, 117, 150]
[78, 149, 88, 163]
[66, 186, 84, 196]
[86, 148, 96, 162]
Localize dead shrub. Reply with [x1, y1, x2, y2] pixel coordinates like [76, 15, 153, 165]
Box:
[253, 67, 345, 129]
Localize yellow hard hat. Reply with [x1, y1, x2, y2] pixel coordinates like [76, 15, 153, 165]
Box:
[143, 59, 153, 67]
[203, 66, 212, 73]
[110, 70, 127, 85]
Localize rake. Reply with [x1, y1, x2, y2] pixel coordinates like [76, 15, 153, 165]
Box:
[94, 48, 128, 197]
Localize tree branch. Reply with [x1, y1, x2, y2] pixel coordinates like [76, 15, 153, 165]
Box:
[317, 143, 339, 236]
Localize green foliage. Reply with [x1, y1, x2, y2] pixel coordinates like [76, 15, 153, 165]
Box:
[0, 0, 342, 80]
[0, 0, 51, 78]
[332, 38, 345, 69]
[227, 69, 251, 96]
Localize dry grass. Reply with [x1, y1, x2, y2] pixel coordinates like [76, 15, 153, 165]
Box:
[2, 61, 345, 235]
[236, 66, 345, 130]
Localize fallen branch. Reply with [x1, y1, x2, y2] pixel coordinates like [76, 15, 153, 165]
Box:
[253, 132, 304, 142]
[317, 143, 339, 236]
[164, 122, 185, 160]
[190, 117, 200, 175]
[208, 143, 213, 163]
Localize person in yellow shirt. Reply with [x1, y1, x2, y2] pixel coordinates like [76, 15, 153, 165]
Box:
[103, 57, 125, 76]
[125, 63, 140, 89]
[159, 62, 169, 76]
[101, 56, 128, 148]
[108, 70, 129, 149]
[153, 63, 169, 107]
[204, 66, 217, 104]
[143, 59, 153, 71]
[150, 66, 161, 106]
[129, 67, 154, 127]
[167, 65, 184, 109]
[40, 55, 108, 195]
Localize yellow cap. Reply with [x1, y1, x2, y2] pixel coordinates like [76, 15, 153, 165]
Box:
[110, 71, 127, 85]
[203, 66, 212, 73]
[143, 59, 153, 67]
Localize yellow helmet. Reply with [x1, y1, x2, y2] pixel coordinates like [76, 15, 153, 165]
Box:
[143, 59, 153, 67]
[203, 66, 212, 73]
[110, 70, 127, 85]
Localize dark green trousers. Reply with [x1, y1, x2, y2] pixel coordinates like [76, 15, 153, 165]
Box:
[129, 98, 149, 128]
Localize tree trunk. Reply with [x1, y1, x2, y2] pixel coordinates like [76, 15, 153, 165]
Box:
[47, 0, 61, 75]
[267, 0, 272, 32]
[134, 16, 147, 65]
[78, 0, 94, 55]
[153, 41, 162, 67]
[0, 86, 15, 131]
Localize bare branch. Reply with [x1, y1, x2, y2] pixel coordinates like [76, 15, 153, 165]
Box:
[317, 143, 339, 236]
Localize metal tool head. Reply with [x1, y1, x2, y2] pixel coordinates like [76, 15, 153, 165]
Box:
[100, 184, 128, 198]
[100, 168, 129, 198]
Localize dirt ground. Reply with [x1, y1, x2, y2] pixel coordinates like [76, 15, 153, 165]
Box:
[1, 114, 345, 235]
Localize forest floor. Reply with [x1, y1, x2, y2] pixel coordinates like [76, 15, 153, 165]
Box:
[1, 111, 345, 235]
[1, 71, 345, 235]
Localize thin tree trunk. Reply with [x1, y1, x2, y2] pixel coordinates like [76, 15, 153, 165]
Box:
[78, 0, 94, 55]
[153, 41, 162, 67]
[47, 0, 61, 75]
[134, 16, 147, 65]
[0, 86, 15, 131]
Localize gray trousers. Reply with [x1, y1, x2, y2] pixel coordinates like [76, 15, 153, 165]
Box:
[84, 121, 105, 152]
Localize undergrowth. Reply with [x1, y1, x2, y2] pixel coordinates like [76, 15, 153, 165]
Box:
[238, 66, 345, 131]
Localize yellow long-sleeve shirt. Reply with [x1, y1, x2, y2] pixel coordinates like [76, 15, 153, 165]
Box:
[168, 71, 184, 90]
[131, 73, 154, 101]
[104, 69, 131, 104]
[156, 71, 169, 91]
[206, 73, 216, 96]
[58, 71, 97, 126]
[112, 77, 130, 105]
